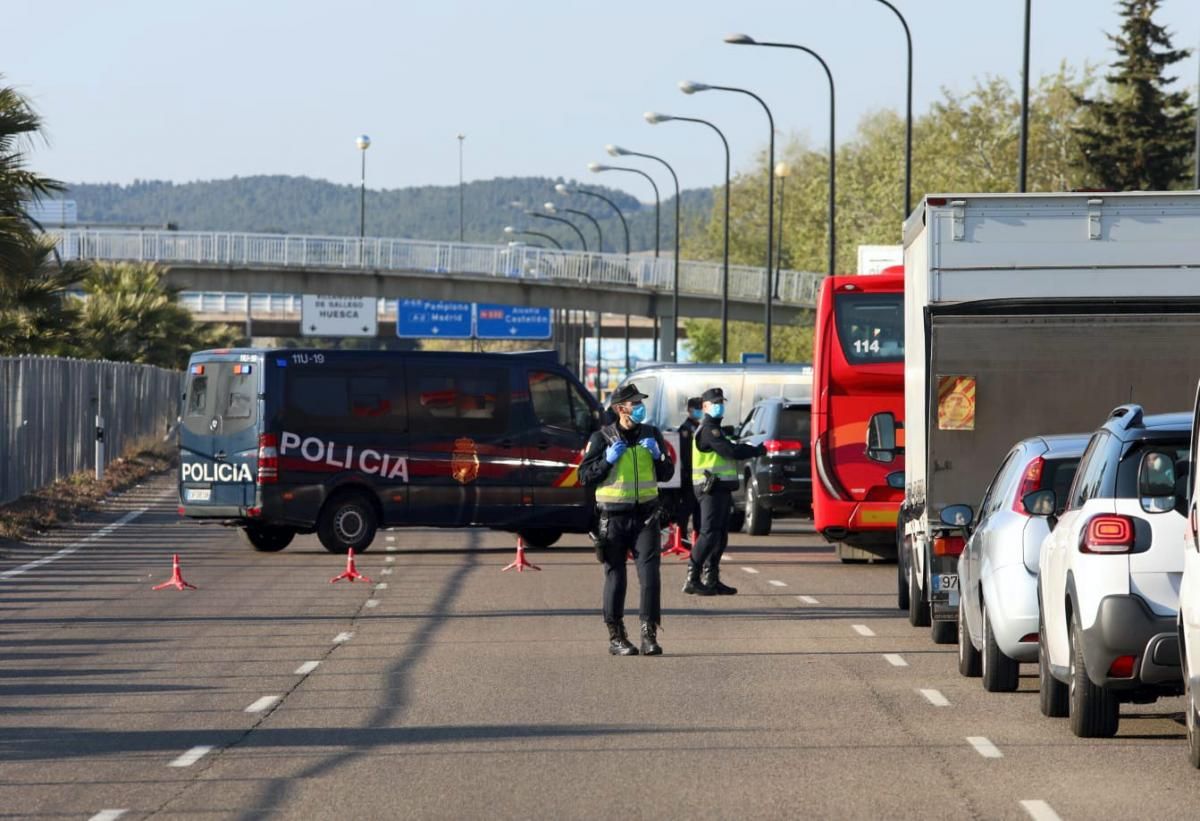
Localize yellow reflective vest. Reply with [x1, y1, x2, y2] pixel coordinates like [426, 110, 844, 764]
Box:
[595, 431, 659, 511]
[692, 435, 737, 487]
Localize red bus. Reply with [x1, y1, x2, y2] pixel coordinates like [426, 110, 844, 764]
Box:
[810, 267, 905, 561]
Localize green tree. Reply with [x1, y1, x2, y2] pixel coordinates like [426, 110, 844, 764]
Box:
[1073, 0, 1196, 190]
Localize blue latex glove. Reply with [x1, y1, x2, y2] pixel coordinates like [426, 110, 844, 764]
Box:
[605, 440, 628, 464]
[638, 437, 662, 460]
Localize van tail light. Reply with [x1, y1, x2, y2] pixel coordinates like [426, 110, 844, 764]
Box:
[1107, 655, 1136, 678]
[765, 439, 804, 457]
[1011, 456, 1045, 515]
[257, 433, 279, 484]
[1080, 514, 1135, 554]
[814, 432, 848, 501]
[933, 534, 966, 556]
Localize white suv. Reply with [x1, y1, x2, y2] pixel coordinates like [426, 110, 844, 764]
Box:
[1179, 387, 1200, 766]
[1034, 405, 1188, 738]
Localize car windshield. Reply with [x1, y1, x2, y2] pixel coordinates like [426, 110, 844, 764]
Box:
[834, 292, 903, 364]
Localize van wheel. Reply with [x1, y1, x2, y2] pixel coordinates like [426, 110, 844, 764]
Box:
[1039, 613, 1068, 717]
[982, 601, 1020, 692]
[518, 529, 562, 549]
[745, 480, 772, 536]
[318, 492, 378, 554]
[240, 525, 294, 553]
[931, 617, 957, 645]
[957, 599, 981, 677]
[908, 563, 930, 627]
[1187, 657, 1200, 768]
[1068, 616, 1119, 737]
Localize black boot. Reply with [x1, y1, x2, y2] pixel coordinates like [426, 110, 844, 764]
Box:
[607, 622, 638, 656]
[703, 564, 738, 596]
[640, 620, 662, 655]
[682, 563, 716, 596]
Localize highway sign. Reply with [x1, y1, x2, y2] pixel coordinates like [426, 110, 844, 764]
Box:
[475, 304, 552, 340]
[301, 295, 378, 337]
[397, 299, 473, 338]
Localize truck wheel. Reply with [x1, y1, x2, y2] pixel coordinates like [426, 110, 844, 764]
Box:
[982, 601, 1020, 692]
[317, 491, 378, 555]
[957, 600, 981, 677]
[931, 617, 957, 645]
[1187, 660, 1200, 768]
[1039, 614, 1068, 717]
[518, 529, 562, 549]
[896, 528, 910, 611]
[908, 563, 931, 627]
[745, 480, 772, 536]
[1068, 617, 1119, 737]
[239, 524, 295, 553]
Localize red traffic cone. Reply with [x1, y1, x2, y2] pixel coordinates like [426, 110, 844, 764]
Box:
[661, 523, 691, 559]
[153, 554, 197, 591]
[502, 536, 541, 572]
[330, 548, 372, 584]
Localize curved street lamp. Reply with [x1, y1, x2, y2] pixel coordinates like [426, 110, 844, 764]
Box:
[873, 1, 914, 218]
[504, 225, 564, 250]
[556, 183, 630, 255]
[527, 210, 588, 251]
[645, 111, 732, 363]
[605, 144, 681, 363]
[724, 34, 837, 278]
[588, 162, 661, 257]
[545, 202, 603, 253]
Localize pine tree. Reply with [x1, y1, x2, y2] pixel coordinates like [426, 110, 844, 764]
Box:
[1073, 0, 1196, 190]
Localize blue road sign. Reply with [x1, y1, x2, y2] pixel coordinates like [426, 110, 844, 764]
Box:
[741, 352, 767, 364]
[476, 304, 553, 340]
[397, 299, 473, 338]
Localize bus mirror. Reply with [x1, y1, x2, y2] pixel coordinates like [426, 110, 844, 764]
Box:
[866, 412, 897, 464]
[886, 471, 905, 489]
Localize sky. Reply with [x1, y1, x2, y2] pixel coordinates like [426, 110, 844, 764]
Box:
[6, 0, 1200, 201]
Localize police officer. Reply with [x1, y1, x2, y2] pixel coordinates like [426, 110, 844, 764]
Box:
[675, 396, 703, 539]
[579, 383, 675, 655]
[685, 387, 766, 596]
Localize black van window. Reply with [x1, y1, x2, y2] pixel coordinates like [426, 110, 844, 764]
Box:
[568, 381, 596, 434]
[408, 367, 508, 435]
[225, 371, 255, 420]
[182, 362, 257, 435]
[529, 371, 574, 430]
[285, 370, 406, 433]
[185, 374, 210, 418]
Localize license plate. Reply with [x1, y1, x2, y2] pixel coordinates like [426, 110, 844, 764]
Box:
[185, 488, 211, 502]
[932, 573, 960, 606]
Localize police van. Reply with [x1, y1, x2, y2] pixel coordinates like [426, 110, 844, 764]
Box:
[178, 348, 602, 553]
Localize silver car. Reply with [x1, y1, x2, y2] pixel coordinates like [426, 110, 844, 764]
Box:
[954, 434, 1088, 692]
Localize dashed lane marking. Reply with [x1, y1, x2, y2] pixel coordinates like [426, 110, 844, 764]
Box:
[375, 582, 389, 590]
[741, 567, 759, 574]
[386, 536, 395, 542]
[332, 632, 354, 643]
[883, 654, 908, 667]
[386, 546, 397, 552]
[366, 599, 380, 608]
[967, 736, 1003, 758]
[0, 508, 146, 580]
[797, 595, 819, 604]
[385, 557, 396, 563]
[851, 624, 876, 637]
[1020, 800, 1062, 821]
[89, 812, 127, 821]
[294, 661, 320, 675]
[168, 746, 214, 768]
[382, 568, 394, 575]
[768, 580, 787, 587]
[245, 696, 280, 713]
[919, 689, 950, 707]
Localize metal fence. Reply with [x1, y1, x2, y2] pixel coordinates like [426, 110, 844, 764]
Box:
[0, 357, 182, 505]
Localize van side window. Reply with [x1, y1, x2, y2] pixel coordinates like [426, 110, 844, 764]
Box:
[225, 372, 255, 419]
[408, 367, 508, 435]
[529, 371, 574, 430]
[568, 381, 596, 434]
[186, 375, 209, 417]
[285, 370, 406, 433]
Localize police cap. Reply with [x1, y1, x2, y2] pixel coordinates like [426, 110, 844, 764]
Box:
[609, 383, 649, 406]
[700, 387, 727, 404]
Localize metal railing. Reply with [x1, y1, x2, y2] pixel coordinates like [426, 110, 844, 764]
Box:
[55, 229, 824, 307]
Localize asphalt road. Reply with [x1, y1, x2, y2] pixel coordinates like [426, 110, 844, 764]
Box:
[1, 474, 1197, 820]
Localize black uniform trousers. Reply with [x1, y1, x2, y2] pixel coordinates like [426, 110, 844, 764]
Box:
[600, 511, 662, 626]
[690, 487, 733, 570]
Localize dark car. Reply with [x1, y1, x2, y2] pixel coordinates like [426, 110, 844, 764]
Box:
[178, 348, 601, 553]
[731, 397, 813, 536]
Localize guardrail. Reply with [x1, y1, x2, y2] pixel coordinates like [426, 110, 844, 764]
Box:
[54, 229, 824, 307]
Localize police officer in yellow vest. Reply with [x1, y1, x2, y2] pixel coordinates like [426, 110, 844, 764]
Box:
[579, 383, 675, 655]
[686, 387, 766, 596]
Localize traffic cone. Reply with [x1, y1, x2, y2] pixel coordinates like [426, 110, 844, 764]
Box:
[153, 554, 197, 591]
[661, 523, 691, 559]
[502, 536, 541, 572]
[330, 548, 372, 584]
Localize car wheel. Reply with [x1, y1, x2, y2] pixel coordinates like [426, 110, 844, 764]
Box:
[517, 529, 562, 549]
[1038, 611, 1068, 717]
[1068, 615, 1119, 737]
[239, 524, 295, 553]
[1187, 658, 1200, 768]
[745, 478, 772, 536]
[908, 560, 930, 627]
[982, 601, 1020, 692]
[931, 616, 957, 645]
[957, 597, 982, 677]
[897, 525, 910, 611]
[317, 491, 378, 555]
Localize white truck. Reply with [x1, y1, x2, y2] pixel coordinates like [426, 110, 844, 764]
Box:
[866, 192, 1200, 644]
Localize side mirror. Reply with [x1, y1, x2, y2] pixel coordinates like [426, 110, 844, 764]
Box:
[1138, 450, 1178, 514]
[866, 412, 901, 464]
[886, 470, 905, 489]
[1023, 489, 1059, 530]
[939, 504, 973, 530]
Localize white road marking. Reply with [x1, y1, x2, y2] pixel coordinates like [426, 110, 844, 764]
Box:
[797, 595, 819, 604]
[365, 599, 380, 608]
[1020, 800, 1063, 821]
[883, 654, 908, 667]
[381, 568, 393, 575]
[386, 545, 397, 552]
[768, 580, 787, 587]
[294, 661, 320, 675]
[385, 556, 395, 563]
[168, 746, 213, 767]
[851, 624, 876, 637]
[0, 508, 145, 580]
[919, 689, 950, 707]
[89, 811, 127, 821]
[741, 567, 759, 574]
[967, 736, 1003, 758]
[332, 632, 354, 643]
[386, 535, 395, 542]
[244, 696, 280, 713]
[375, 582, 389, 590]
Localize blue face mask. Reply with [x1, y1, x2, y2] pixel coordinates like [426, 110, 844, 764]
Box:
[630, 404, 647, 424]
[690, 408, 703, 421]
[709, 403, 725, 419]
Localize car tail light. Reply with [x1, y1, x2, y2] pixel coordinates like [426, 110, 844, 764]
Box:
[765, 439, 804, 457]
[933, 535, 966, 556]
[1080, 514, 1135, 554]
[246, 506, 262, 518]
[177, 506, 185, 516]
[1108, 655, 1136, 678]
[257, 433, 279, 485]
[1019, 633, 1038, 644]
[769, 482, 784, 492]
[1011, 456, 1045, 515]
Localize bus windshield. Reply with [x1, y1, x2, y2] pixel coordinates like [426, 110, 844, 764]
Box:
[835, 292, 903, 364]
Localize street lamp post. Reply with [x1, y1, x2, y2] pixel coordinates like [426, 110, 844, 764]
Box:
[645, 111, 732, 363]
[457, 133, 466, 242]
[545, 202, 603, 253]
[874, 0, 914, 217]
[556, 183, 630, 254]
[527, 210, 588, 251]
[504, 225, 564, 250]
[356, 134, 371, 239]
[606, 144, 681, 363]
[680, 80, 776, 360]
[724, 35, 837, 279]
[1018, 0, 1032, 192]
[775, 161, 791, 292]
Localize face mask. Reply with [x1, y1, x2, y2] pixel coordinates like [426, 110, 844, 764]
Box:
[709, 403, 725, 419]
[630, 404, 647, 424]
[690, 408, 703, 421]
